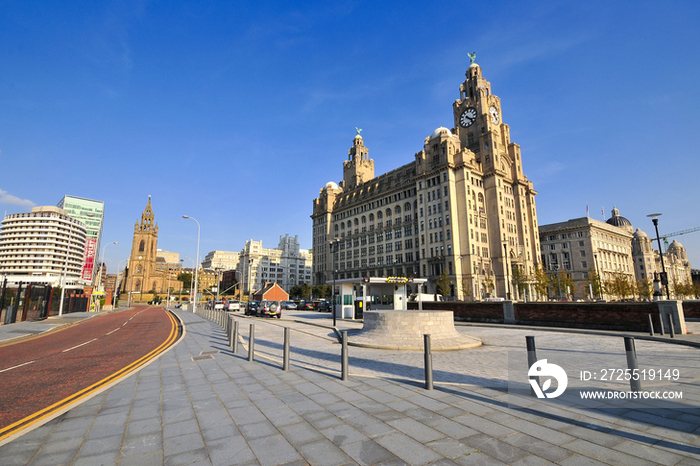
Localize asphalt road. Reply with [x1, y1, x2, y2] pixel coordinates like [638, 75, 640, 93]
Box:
[0, 306, 176, 438]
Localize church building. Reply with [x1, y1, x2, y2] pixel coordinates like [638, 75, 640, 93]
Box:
[121, 197, 180, 300]
[312, 58, 541, 300]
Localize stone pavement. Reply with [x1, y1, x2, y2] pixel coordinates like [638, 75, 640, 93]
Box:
[0, 308, 699, 465]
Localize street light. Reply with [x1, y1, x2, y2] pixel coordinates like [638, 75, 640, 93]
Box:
[182, 216, 201, 312]
[503, 242, 511, 300]
[115, 258, 128, 309]
[96, 241, 118, 292]
[183, 257, 195, 309]
[330, 238, 340, 326]
[647, 213, 670, 300]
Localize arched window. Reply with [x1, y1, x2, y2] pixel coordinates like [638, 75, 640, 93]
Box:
[341, 223, 345, 230]
[385, 208, 392, 217]
[135, 279, 141, 292]
[139, 240, 145, 252]
[137, 265, 142, 274]
[369, 213, 374, 222]
[377, 211, 383, 220]
[334, 224, 339, 232]
[395, 206, 401, 214]
[404, 202, 411, 212]
[361, 216, 366, 224]
[152, 281, 157, 292]
[354, 218, 359, 226]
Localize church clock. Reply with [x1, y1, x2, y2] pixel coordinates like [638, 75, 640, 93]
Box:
[489, 106, 500, 125]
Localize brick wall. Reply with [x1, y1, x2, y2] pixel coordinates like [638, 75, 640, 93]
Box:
[683, 300, 700, 319]
[407, 301, 504, 322]
[409, 301, 668, 332]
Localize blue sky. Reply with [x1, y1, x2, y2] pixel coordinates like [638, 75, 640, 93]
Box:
[2, 0, 699, 274]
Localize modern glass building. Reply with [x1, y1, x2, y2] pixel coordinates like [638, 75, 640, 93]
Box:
[57, 195, 104, 284]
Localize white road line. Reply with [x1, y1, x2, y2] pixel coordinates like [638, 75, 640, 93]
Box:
[0, 360, 35, 373]
[62, 338, 98, 353]
[106, 328, 120, 335]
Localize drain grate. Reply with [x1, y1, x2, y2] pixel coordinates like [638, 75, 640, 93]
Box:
[191, 355, 214, 361]
[200, 350, 219, 355]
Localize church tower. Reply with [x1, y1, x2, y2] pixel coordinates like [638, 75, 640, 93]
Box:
[125, 196, 160, 294]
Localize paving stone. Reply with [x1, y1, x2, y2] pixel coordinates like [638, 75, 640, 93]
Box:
[461, 433, 529, 464]
[452, 451, 507, 465]
[374, 431, 443, 466]
[163, 432, 205, 456]
[562, 438, 659, 465]
[298, 438, 355, 465]
[239, 420, 279, 441]
[121, 432, 163, 457]
[321, 423, 368, 446]
[206, 436, 257, 466]
[387, 417, 445, 443]
[72, 450, 121, 466]
[425, 437, 477, 459]
[341, 438, 397, 465]
[247, 434, 302, 466]
[501, 432, 572, 463]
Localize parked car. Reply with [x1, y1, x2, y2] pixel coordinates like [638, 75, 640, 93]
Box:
[227, 300, 241, 311]
[281, 300, 297, 310]
[245, 300, 260, 315]
[316, 300, 331, 312]
[257, 300, 281, 318]
[298, 300, 315, 310]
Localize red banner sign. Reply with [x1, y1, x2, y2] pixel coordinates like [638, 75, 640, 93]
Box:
[82, 238, 97, 281]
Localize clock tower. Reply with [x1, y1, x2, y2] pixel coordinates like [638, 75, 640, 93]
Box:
[122, 196, 163, 297]
[451, 58, 539, 299]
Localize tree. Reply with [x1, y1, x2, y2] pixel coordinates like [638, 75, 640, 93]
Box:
[604, 272, 633, 300]
[587, 268, 602, 299]
[436, 270, 452, 296]
[460, 275, 474, 300]
[636, 278, 653, 300]
[533, 264, 549, 300]
[511, 266, 529, 300]
[289, 285, 302, 299]
[559, 272, 574, 300]
[178, 272, 192, 291]
[300, 283, 311, 300]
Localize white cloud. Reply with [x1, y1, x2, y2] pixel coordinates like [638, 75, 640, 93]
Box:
[0, 189, 35, 207]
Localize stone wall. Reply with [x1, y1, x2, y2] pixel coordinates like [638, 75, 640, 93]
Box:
[407, 301, 504, 322]
[682, 300, 700, 319]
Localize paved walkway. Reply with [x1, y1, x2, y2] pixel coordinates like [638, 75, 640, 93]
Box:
[0, 309, 698, 465]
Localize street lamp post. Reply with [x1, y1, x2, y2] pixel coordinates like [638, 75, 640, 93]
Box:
[182, 216, 201, 312]
[647, 213, 670, 300]
[58, 220, 75, 317]
[183, 257, 195, 309]
[503, 242, 511, 300]
[330, 238, 340, 326]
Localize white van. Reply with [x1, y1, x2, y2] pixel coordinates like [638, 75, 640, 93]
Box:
[408, 293, 444, 302]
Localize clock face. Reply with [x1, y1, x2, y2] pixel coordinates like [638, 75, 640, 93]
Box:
[459, 107, 477, 127]
[489, 106, 500, 125]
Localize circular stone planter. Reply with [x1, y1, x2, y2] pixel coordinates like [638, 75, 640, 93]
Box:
[346, 310, 481, 351]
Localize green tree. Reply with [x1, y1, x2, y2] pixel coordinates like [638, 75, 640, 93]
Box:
[300, 283, 311, 300]
[587, 268, 602, 299]
[560, 272, 574, 299]
[436, 270, 452, 297]
[460, 275, 474, 300]
[511, 265, 529, 300]
[636, 278, 653, 300]
[178, 272, 192, 291]
[289, 285, 302, 299]
[532, 264, 549, 300]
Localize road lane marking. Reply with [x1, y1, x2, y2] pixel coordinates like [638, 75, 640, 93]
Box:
[105, 328, 120, 335]
[62, 338, 98, 353]
[0, 360, 35, 373]
[0, 310, 180, 444]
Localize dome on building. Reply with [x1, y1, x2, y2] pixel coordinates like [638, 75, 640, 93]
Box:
[633, 228, 649, 239]
[325, 181, 339, 190]
[668, 239, 684, 249]
[430, 127, 454, 140]
[606, 206, 633, 232]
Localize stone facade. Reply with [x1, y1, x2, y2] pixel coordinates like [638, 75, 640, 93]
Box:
[540, 207, 693, 300]
[312, 61, 540, 301]
[201, 250, 239, 270]
[121, 197, 182, 299]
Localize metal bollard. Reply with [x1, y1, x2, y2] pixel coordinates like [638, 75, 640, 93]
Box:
[232, 320, 238, 354]
[624, 337, 642, 392]
[248, 324, 255, 362]
[424, 334, 433, 390]
[526, 336, 539, 397]
[226, 315, 232, 343]
[668, 314, 675, 338]
[283, 327, 290, 371]
[341, 331, 349, 381]
[659, 313, 665, 336]
[647, 314, 654, 336]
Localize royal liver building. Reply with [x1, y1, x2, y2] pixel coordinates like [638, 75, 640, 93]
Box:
[312, 58, 541, 300]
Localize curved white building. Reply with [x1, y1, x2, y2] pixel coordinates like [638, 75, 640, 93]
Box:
[0, 206, 88, 287]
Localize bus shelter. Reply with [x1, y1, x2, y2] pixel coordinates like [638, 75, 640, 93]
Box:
[328, 276, 428, 320]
